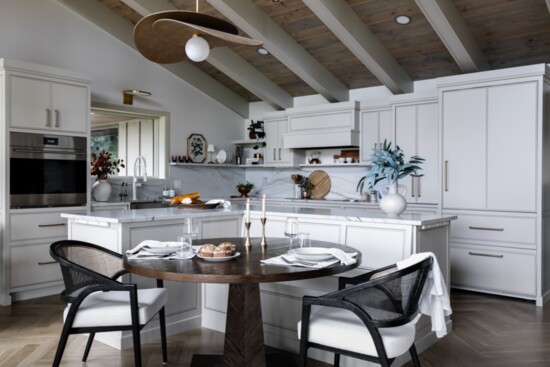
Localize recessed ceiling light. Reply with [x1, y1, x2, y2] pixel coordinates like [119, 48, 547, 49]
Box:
[395, 15, 411, 25]
[258, 47, 269, 55]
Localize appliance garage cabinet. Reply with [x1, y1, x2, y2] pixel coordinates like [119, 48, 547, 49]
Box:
[437, 64, 550, 306]
[0, 59, 91, 305]
[359, 101, 392, 163]
[262, 110, 303, 166]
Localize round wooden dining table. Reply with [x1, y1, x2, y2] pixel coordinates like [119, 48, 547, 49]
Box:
[124, 237, 362, 367]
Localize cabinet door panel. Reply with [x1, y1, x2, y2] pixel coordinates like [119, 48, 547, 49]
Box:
[361, 111, 379, 161]
[277, 119, 291, 163]
[487, 82, 537, 212]
[379, 110, 393, 146]
[416, 103, 439, 204]
[264, 119, 280, 164]
[395, 105, 416, 201]
[52, 82, 88, 133]
[10, 75, 51, 130]
[442, 88, 487, 209]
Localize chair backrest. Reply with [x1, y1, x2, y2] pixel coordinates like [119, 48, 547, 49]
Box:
[50, 240, 126, 302]
[342, 256, 433, 327]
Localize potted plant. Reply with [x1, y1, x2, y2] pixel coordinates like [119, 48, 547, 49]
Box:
[90, 148, 125, 202]
[236, 181, 254, 198]
[298, 176, 315, 199]
[357, 140, 423, 216]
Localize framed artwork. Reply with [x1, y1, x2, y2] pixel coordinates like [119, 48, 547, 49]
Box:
[187, 133, 207, 163]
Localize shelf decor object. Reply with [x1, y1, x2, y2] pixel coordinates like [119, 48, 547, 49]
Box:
[133, 0, 263, 63]
[358, 140, 424, 216]
[187, 133, 207, 163]
[122, 89, 151, 105]
[90, 148, 125, 202]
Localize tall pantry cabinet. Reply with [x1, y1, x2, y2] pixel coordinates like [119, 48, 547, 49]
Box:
[437, 64, 550, 305]
[0, 59, 91, 305]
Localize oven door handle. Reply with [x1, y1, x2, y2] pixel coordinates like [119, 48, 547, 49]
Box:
[12, 148, 87, 156]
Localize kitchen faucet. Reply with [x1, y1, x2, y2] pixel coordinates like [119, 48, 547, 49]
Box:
[132, 156, 148, 201]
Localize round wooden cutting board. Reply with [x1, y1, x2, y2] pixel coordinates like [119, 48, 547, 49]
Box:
[308, 170, 331, 199]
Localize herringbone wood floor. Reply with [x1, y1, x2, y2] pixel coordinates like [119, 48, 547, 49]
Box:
[0, 290, 548, 366]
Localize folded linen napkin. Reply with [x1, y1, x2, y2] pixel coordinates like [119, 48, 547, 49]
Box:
[205, 199, 231, 208]
[261, 251, 357, 268]
[318, 248, 356, 265]
[126, 240, 180, 255]
[397, 252, 452, 338]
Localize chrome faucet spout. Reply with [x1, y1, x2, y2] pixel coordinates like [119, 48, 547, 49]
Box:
[132, 156, 148, 201]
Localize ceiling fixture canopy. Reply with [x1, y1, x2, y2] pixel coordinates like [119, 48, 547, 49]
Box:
[134, 0, 263, 64]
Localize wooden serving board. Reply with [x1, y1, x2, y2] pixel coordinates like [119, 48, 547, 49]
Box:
[308, 170, 331, 199]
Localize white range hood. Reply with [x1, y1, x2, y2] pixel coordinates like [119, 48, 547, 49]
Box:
[282, 101, 359, 149]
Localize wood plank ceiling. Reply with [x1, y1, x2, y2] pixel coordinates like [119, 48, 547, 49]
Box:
[94, 0, 550, 107]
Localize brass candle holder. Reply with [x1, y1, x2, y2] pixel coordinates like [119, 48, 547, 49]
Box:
[260, 218, 267, 248]
[244, 221, 252, 249]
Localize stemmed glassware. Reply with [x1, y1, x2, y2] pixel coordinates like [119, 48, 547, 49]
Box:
[284, 217, 300, 249]
[183, 218, 198, 238]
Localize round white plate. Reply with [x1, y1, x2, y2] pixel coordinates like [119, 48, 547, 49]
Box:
[288, 248, 334, 261]
[198, 252, 240, 261]
[216, 149, 227, 164]
[143, 246, 178, 255]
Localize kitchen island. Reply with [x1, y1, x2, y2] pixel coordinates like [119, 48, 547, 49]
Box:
[62, 205, 455, 367]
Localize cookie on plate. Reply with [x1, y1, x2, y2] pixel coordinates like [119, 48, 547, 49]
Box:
[198, 244, 215, 257]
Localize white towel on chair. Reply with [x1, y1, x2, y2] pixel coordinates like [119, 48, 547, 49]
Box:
[397, 252, 452, 338]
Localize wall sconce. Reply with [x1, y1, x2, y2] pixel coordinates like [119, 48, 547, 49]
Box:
[123, 89, 151, 105]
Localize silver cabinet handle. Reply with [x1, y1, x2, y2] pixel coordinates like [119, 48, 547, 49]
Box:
[54, 109, 60, 128]
[468, 252, 504, 259]
[38, 223, 66, 228]
[469, 226, 504, 232]
[444, 160, 448, 192]
[273, 148, 276, 161]
[38, 261, 57, 265]
[278, 148, 281, 161]
[46, 108, 51, 127]
[411, 176, 415, 197]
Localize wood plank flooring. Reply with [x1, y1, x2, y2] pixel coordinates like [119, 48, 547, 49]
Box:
[0, 290, 549, 366]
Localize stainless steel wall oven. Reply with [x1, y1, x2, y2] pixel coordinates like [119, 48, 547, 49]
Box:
[10, 132, 87, 208]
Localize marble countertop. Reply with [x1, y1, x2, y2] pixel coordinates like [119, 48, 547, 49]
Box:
[64, 203, 455, 226]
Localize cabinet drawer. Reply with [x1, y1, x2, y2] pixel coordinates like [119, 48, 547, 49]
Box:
[10, 243, 62, 289]
[10, 211, 79, 242]
[448, 213, 535, 248]
[450, 244, 535, 297]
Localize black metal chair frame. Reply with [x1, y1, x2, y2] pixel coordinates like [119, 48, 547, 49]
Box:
[299, 257, 433, 367]
[50, 240, 168, 367]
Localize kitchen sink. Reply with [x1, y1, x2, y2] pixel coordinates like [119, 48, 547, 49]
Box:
[129, 200, 171, 210]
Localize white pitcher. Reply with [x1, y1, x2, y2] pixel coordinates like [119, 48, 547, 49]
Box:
[379, 181, 407, 217]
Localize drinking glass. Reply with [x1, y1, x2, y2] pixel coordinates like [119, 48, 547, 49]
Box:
[176, 234, 193, 258]
[298, 232, 311, 248]
[284, 217, 300, 248]
[183, 218, 199, 238]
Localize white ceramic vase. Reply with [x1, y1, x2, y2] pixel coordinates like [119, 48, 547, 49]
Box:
[92, 179, 112, 202]
[379, 181, 407, 217]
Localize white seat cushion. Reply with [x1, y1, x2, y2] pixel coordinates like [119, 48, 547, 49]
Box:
[297, 307, 416, 359]
[64, 288, 168, 328]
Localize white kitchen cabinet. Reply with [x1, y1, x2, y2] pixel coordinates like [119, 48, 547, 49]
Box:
[359, 106, 392, 163]
[442, 82, 537, 212]
[10, 74, 89, 134]
[394, 99, 439, 204]
[263, 112, 304, 166]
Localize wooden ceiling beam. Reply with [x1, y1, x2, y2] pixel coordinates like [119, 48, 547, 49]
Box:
[57, 0, 249, 117]
[207, 0, 349, 103]
[415, 0, 490, 72]
[121, 0, 291, 110]
[304, 0, 413, 95]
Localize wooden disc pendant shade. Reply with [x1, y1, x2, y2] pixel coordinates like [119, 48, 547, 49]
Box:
[134, 10, 263, 64]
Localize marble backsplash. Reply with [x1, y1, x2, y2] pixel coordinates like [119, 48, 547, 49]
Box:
[101, 165, 372, 202]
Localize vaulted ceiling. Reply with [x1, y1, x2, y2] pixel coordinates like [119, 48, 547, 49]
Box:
[58, 0, 550, 117]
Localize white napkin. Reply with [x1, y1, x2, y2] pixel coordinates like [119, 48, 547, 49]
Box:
[126, 240, 180, 255]
[261, 251, 357, 268]
[397, 252, 452, 338]
[319, 248, 356, 265]
[205, 199, 231, 208]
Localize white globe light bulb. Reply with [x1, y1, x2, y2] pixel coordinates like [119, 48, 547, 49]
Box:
[185, 36, 210, 62]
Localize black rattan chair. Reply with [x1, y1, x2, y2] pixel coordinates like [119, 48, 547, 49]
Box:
[298, 256, 433, 367]
[49, 240, 168, 367]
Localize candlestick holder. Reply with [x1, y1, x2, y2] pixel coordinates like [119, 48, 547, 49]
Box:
[260, 217, 267, 247]
[244, 221, 252, 249]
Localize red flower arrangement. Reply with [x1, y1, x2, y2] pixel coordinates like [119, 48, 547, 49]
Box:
[90, 148, 125, 181]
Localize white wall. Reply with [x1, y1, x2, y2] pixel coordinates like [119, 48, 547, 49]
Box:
[0, 0, 244, 158]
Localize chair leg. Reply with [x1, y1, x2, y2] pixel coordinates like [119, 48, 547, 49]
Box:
[52, 323, 72, 367]
[333, 353, 340, 367]
[82, 332, 95, 362]
[131, 323, 142, 367]
[159, 307, 168, 364]
[409, 344, 422, 367]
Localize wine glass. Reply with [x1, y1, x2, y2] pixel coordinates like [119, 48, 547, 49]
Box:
[284, 217, 300, 248]
[183, 218, 199, 238]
